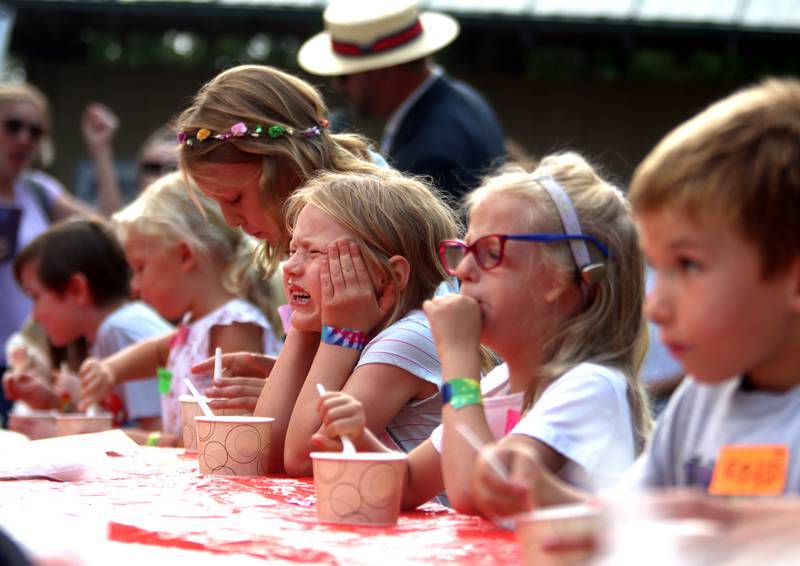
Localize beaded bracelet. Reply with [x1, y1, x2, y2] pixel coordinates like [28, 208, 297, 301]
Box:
[321, 323, 368, 352]
[441, 378, 483, 410]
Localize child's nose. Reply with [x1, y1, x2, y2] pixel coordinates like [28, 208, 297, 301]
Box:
[283, 253, 302, 276]
[454, 252, 477, 282]
[644, 288, 670, 325]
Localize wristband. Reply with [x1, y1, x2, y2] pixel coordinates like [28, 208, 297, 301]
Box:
[441, 378, 482, 409]
[146, 431, 162, 447]
[321, 323, 368, 351]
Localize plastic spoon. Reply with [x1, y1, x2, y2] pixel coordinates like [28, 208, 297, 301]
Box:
[212, 347, 222, 383]
[183, 377, 214, 417]
[315, 383, 356, 455]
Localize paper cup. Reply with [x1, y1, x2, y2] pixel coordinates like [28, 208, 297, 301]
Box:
[179, 395, 249, 453]
[8, 411, 57, 440]
[195, 415, 274, 476]
[311, 451, 407, 526]
[54, 413, 114, 437]
[515, 503, 604, 566]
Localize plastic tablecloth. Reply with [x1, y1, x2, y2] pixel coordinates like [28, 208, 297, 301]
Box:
[0, 446, 521, 565]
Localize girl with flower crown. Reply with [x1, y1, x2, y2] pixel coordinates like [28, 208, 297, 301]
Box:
[176, 64, 392, 424]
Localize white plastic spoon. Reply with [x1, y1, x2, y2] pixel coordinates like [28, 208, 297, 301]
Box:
[183, 377, 214, 417]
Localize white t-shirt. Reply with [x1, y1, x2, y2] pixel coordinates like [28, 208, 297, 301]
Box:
[90, 302, 172, 421]
[432, 362, 636, 491]
[354, 309, 442, 453]
[162, 298, 281, 435]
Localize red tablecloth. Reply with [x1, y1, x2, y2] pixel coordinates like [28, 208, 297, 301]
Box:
[0, 446, 521, 564]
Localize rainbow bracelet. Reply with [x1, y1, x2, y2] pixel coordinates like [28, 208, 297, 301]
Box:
[442, 378, 483, 410]
[321, 323, 368, 352]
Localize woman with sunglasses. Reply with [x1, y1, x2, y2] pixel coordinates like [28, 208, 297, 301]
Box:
[314, 152, 651, 515]
[0, 83, 120, 423]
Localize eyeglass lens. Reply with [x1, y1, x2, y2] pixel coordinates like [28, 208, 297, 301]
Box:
[4, 118, 44, 141]
[442, 235, 504, 273]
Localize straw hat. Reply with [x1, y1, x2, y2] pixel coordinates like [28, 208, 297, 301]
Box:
[297, 0, 460, 76]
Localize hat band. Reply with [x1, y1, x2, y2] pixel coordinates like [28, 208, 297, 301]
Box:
[331, 19, 423, 58]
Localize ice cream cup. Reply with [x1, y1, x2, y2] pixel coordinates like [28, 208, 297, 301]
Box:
[515, 503, 604, 566]
[179, 395, 249, 453]
[53, 413, 114, 437]
[311, 451, 408, 526]
[195, 415, 274, 476]
[8, 411, 57, 440]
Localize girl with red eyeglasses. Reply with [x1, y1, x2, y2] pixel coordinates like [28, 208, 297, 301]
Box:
[0, 83, 121, 425]
[314, 152, 651, 517]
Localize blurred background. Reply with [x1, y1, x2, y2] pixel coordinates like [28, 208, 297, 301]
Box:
[2, 0, 799, 198]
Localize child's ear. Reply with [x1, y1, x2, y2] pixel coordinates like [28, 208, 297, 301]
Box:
[64, 273, 92, 306]
[176, 241, 197, 273]
[384, 255, 411, 293]
[543, 271, 579, 306]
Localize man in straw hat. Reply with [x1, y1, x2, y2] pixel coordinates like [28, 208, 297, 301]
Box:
[298, 0, 506, 201]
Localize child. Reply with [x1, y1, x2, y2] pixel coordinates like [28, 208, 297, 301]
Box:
[474, 78, 800, 519]
[251, 169, 458, 474]
[79, 172, 283, 445]
[176, 64, 387, 276]
[7, 218, 169, 428]
[316, 153, 651, 514]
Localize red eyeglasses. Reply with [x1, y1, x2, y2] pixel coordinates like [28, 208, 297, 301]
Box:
[439, 233, 611, 275]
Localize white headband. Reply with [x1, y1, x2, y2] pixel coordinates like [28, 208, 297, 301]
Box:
[535, 175, 593, 300]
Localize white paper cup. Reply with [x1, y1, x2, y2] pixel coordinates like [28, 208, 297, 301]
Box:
[179, 395, 249, 453]
[53, 413, 114, 437]
[8, 411, 57, 440]
[195, 415, 274, 476]
[515, 503, 604, 566]
[311, 451, 408, 526]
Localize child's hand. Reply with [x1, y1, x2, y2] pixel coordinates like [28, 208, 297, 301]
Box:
[471, 438, 538, 518]
[2, 370, 58, 409]
[316, 391, 367, 444]
[191, 352, 276, 378]
[204, 376, 265, 412]
[79, 358, 116, 410]
[423, 294, 482, 356]
[321, 240, 394, 333]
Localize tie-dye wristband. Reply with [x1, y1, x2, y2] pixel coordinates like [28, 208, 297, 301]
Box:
[321, 323, 368, 352]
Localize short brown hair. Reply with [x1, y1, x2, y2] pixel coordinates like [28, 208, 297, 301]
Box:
[14, 218, 130, 306]
[630, 77, 800, 278]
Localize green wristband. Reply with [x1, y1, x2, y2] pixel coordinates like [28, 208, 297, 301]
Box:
[441, 378, 482, 410]
[156, 367, 172, 395]
[146, 431, 162, 447]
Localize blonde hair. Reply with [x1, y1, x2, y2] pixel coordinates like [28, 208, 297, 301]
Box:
[0, 82, 54, 167]
[630, 78, 800, 279]
[176, 64, 384, 274]
[113, 171, 282, 337]
[285, 170, 459, 328]
[467, 153, 651, 449]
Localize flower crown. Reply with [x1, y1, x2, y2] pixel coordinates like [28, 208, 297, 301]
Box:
[177, 119, 329, 147]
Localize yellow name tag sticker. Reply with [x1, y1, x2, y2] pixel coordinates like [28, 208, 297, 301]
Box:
[708, 444, 788, 496]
